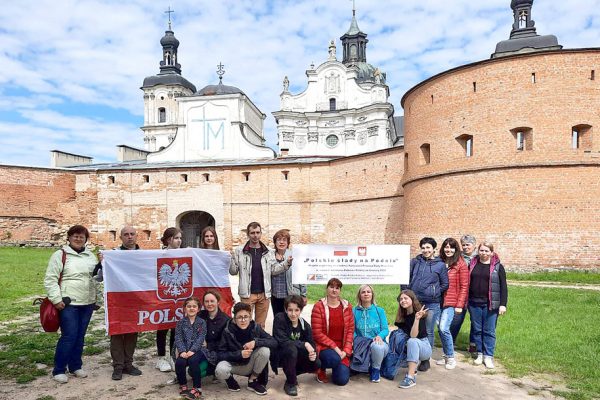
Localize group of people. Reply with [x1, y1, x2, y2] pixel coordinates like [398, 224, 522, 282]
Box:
[43, 222, 508, 398]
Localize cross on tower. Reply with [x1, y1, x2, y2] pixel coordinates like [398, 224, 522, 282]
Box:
[217, 62, 225, 82]
[165, 6, 174, 30]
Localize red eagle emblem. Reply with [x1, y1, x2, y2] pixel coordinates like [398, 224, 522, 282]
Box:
[156, 257, 193, 302]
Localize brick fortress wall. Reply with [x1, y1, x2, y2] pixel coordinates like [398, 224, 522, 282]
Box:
[400, 49, 600, 269]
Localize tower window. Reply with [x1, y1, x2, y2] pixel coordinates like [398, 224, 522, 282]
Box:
[180, 174, 188, 182]
[591, 70, 595, 81]
[419, 143, 431, 165]
[142, 174, 150, 183]
[572, 125, 592, 150]
[531, 73, 536, 83]
[325, 134, 339, 148]
[109, 230, 116, 241]
[158, 107, 166, 123]
[329, 98, 336, 111]
[282, 171, 289, 180]
[404, 153, 409, 171]
[511, 127, 533, 151]
[473, 82, 477, 93]
[456, 134, 474, 157]
[242, 172, 250, 181]
[202, 173, 210, 182]
[108, 176, 115, 184]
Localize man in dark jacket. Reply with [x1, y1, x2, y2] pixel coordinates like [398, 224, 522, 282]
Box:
[271, 294, 318, 396]
[215, 302, 277, 396]
[406, 237, 449, 372]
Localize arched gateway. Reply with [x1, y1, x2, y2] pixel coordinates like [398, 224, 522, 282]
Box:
[177, 211, 215, 248]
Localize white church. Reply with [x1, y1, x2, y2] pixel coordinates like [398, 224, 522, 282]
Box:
[52, 9, 402, 167]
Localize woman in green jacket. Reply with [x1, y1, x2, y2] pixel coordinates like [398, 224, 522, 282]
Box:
[44, 225, 99, 384]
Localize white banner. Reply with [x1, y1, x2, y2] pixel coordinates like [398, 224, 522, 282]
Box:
[291, 244, 410, 285]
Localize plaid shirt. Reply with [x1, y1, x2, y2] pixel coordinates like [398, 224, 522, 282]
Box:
[271, 258, 289, 299]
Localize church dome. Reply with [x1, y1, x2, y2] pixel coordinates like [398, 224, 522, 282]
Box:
[160, 30, 180, 47]
[196, 81, 245, 96]
[354, 62, 386, 84]
[142, 73, 196, 92]
[511, 0, 533, 8]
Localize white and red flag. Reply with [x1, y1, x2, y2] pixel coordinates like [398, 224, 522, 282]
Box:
[102, 248, 234, 335]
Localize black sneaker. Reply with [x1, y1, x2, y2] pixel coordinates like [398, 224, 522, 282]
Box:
[111, 369, 123, 381]
[247, 379, 267, 396]
[284, 382, 298, 396]
[123, 366, 142, 376]
[417, 359, 430, 372]
[225, 375, 240, 392]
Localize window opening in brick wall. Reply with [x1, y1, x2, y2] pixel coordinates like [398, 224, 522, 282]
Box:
[282, 170, 289, 180]
[431, 94, 434, 103]
[108, 175, 115, 184]
[158, 107, 166, 123]
[404, 153, 409, 171]
[572, 124, 592, 150]
[511, 127, 533, 151]
[456, 134, 474, 157]
[242, 172, 250, 181]
[473, 82, 477, 92]
[419, 143, 431, 165]
[531, 73, 536, 83]
[202, 173, 210, 182]
[109, 230, 116, 241]
[142, 174, 150, 183]
[591, 70, 595, 81]
[143, 230, 151, 240]
[180, 174, 188, 182]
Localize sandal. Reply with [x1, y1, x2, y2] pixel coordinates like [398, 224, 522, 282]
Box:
[189, 388, 202, 399]
[179, 385, 189, 395]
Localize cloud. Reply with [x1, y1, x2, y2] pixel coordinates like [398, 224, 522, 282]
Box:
[0, 0, 599, 166]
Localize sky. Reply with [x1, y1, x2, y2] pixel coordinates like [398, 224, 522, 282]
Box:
[1, 0, 600, 167]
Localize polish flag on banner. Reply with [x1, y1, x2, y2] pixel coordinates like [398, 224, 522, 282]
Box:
[102, 248, 234, 335]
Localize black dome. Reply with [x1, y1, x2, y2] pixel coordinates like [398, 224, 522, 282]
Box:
[160, 30, 179, 47]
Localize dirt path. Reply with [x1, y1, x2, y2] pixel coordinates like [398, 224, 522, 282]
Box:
[0, 277, 570, 400]
[508, 280, 600, 291]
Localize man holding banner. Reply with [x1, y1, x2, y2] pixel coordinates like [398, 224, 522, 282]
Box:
[107, 226, 143, 381]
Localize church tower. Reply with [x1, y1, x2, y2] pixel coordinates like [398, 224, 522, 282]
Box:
[141, 16, 196, 152]
[340, 7, 368, 65]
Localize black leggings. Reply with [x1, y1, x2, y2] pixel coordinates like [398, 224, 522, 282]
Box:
[156, 328, 175, 357]
[279, 342, 318, 385]
[176, 352, 206, 388]
[271, 297, 286, 316]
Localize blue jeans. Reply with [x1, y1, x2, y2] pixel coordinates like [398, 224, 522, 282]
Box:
[319, 349, 350, 386]
[468, 303, 499, 357]
[450, 310, 474, 345]
[53, 304, 95, 375]
[437, 307, 455, 357]
[406, 338, 432, 364]
[370, 341, 389, 369]
[423, 302, 441, 349]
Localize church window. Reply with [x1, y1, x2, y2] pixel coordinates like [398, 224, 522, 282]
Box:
[108, 175, 115, 184]
[109, 230, 116, 241]
[419, 144, 431, 165]
[143, 174, 150, 183]
[511, 127, 533, 151]
[180, 174, 188, 183]
[158, 107, 166, 123]
[456, 134, 474, 157]
[143, 230, 151, 240]
[326, 134, 339, 148]
[282, 171, 289, 180]
[572, 124, 592, 150]
[243, 172, 250, 181]
[350, 44, 357, 59]
[329, 98, 336, 111]
[519, 10, 527, 28]
[160, 96, 165, 100]
[202, 173, 210, 182]
[531, 73, 536, 83]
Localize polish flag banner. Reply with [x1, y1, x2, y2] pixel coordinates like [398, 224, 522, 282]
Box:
[102, 248, 234, 335]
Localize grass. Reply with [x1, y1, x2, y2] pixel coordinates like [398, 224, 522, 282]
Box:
[507, 270, 600, 285]
[307, 283, 600, 400]
[0, 247, 54, 321]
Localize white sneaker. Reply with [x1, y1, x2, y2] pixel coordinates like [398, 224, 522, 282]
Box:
[53, 374, 68, 384]
[155, 357, 172, 372]
[435, 355, 447, 366]
[445, 357, 457, 370]
[483, 356, 495, 369]
[71, 369, 88, 378]
[474, 353, 483, 365]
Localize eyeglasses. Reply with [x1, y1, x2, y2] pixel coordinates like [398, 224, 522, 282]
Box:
[235, 315, 250, 321]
